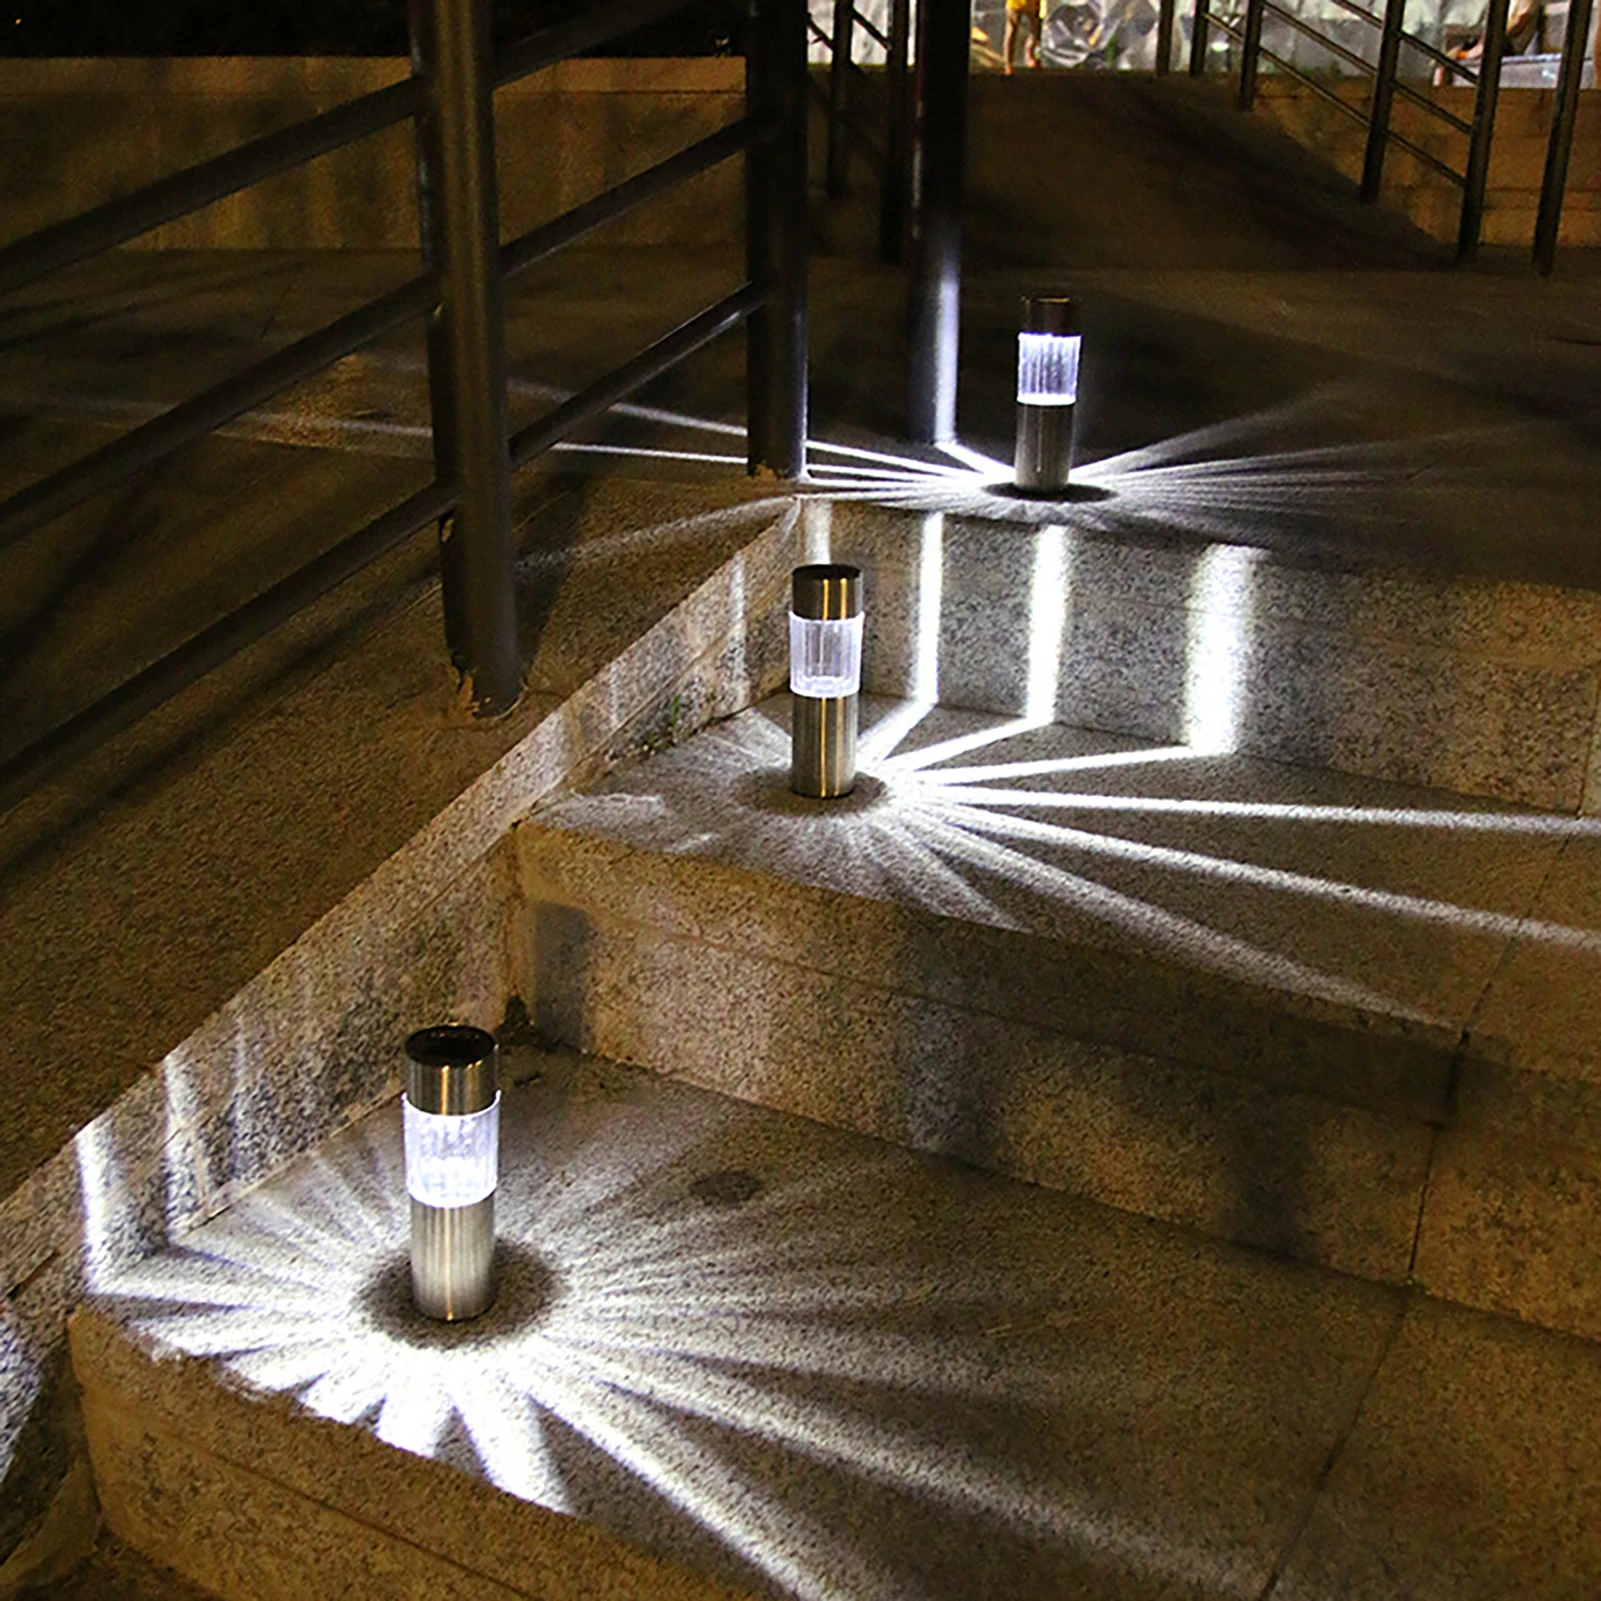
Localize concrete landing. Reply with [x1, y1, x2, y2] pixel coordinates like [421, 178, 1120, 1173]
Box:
[73, 1046, 1601, 1601]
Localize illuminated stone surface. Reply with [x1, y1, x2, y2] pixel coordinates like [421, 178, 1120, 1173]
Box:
[74, 1049, 1601, 1600]
[819, 500, 1601, 811]
[517, 696, 1601, 1319]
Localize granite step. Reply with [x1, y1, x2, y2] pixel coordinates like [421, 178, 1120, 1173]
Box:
[69, 1046, 1601, 1601]
[514, 696, 1601, 1340]
[808, 499, 1601, 814]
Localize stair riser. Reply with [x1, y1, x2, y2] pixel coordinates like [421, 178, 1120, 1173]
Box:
[71, 1311, 740, 1601]
[517, 824, 1601, 1342]
[517, 894, 1433, 1284]
[823, 504, 1601, 811]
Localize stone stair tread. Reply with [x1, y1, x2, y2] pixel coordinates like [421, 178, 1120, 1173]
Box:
[523, 695, 1596, 1081]
[74, 1046, 1601, 1601]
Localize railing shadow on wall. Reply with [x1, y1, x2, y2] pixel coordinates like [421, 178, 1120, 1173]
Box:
[0, 0, 809, 817]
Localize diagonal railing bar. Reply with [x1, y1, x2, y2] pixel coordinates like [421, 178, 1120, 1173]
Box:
[852, 10, 892, 50]
[1259, 0, 1375, 75]
[1209, 13, 1373, 124]
[0, 118, 765, 557]
[0, 0, 811, 810]
[0, 478, 457, 815]
[1391, 78, 1475, 135]
[509, 282, 766, 468]
[0, 271, 438, 555]
[0, 79, 423, 301]
[1315, 0, 1480, 81]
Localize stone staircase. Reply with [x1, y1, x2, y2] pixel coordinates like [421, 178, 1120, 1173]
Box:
[62, 492, 1601, 1597]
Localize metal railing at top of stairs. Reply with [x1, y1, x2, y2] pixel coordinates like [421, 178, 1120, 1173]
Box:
[809, 0, 915, 262]
[1172, 0, 1594, 272]
[0, 0, 810, 817]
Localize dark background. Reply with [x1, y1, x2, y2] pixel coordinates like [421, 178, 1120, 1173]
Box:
[3, 0, 740, 56]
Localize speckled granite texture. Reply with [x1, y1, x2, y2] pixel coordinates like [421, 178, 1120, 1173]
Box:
[0, 492, 798, 1590]
[815, 499, 1601, 811]
[516, 696, 1601, 1335]
[73, 1048, 1601, 1600]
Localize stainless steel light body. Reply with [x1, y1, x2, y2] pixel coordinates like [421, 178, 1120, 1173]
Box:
[403, 1024, 500, 1321]
[789, 564, 863, 798]
[1014, 294, 1081, 494]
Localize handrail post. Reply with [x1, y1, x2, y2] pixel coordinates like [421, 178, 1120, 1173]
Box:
[826, 0, 856, 195]
[410, 0, 521, 715]
[1362, 0, 1409, 199]
[906, 0, 970, 443]
[747, 0, 810, 477]
[1457, 0, 1510, 258]
[1156, 0, 1176, 73]
[1238, 0, 1268, 107]
[1189, 0, 1212, 74]
[880, 0, 913, 261]
[1532, 0, 1594, 273]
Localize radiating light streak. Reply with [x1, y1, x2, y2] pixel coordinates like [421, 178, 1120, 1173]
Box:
[936, 439, 1012, 478]
[905, 785, 1601, 835]
[935, 796, 1584, 949]
[1184, 545, 1258, 755]
[904, 747, 1195, 785]
[1026, 525, 1069, 724]
[902, 801, 1425, 1014]
[548, 441, 746, 467]
[915, 513, 945, 705]
[859, 699, 936, 766]
[878, 717, 1046, 775]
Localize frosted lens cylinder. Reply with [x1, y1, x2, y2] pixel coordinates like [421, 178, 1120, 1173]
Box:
[403, 1025, 499, 1321]
[1015, 294, 1081, 493]
[790, 564, 863, 798]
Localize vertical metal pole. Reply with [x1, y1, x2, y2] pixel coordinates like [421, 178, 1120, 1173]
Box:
[747, 0, 809, 478]
[1189, 0, 1211, 74]
[906, 0, 970, 444]
[826, 0, 856, 195]
[1362, 0, 1409, 200]
[409, 0, 521, 715]
[880, 0, 913, 260]
[1532, 0, 1594, 273]
[1237, 0, 1267, 108]
[1156, 0, 1176, 73]
[1457, 0, 1510, 259]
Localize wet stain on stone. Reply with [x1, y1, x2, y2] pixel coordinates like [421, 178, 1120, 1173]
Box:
[691, 1168, 763, 1208]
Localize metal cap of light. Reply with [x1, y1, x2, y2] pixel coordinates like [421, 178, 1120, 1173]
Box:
[789, 564, 863, 798]
[1014, 293, 1081, 494]
[403, 1024, 499, 1321]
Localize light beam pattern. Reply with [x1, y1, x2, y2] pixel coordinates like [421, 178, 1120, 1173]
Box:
[87, 1054, 1401, 1601]
[537, 696, 1601, 1030]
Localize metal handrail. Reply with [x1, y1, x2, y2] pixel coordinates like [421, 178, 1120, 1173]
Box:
[1392, 77, 1475, 136]
[853, 11, 892, 50]
[1317, 0, 1479, 82]
[1258, 0, 1376, 76]
[0, 0, 809, 810]
[1211, 10, 1373, 122]
[1201, 0, 1540, 259]
[813, 0, 913, 261]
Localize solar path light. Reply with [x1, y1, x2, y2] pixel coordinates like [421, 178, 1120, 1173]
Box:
[403, 1025, 500, 1321]
[790, 564, 864, 798]
[1014, 294, 1081, 494]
